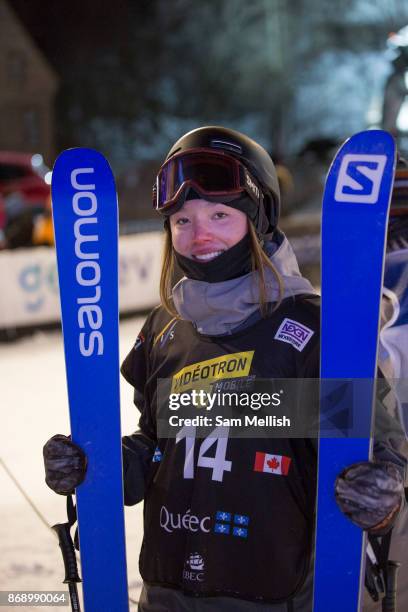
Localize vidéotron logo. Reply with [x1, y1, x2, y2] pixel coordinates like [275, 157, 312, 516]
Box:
[334, 154, 387, 204]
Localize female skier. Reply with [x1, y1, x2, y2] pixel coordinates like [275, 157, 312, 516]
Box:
[44, 126, 406, 611]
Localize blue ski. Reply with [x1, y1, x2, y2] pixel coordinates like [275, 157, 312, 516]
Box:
[52, 149, 129, 612]
[313, 130, 396, 611]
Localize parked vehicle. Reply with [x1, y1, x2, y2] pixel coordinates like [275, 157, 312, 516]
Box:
[0, 151, 51, 212]
[0, 152, 51, 248]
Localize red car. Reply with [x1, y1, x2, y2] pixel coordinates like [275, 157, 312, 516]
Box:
[0, 152, 51, 247]
[0, 151, 51, 215]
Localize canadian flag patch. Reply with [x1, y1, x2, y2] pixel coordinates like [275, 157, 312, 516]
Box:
[254, 452, 291, 476]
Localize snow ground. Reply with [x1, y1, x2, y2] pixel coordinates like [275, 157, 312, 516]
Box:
[0, 316, 146, 611]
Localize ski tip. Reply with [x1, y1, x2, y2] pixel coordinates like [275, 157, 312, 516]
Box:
[51, 148, 116, 201]
[50, 147, 119, 232]
[346, 128, 394, 138]
[52, 148, 113, 174]
[344, 128, 395, 148]
[324, 129, 396, 185]
[335, 129, 396, 158]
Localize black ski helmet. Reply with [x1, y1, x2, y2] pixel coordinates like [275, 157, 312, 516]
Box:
[162, 125, 281, 236]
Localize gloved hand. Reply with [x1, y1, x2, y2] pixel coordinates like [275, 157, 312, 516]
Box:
[43, 434, 87, 495]
[122, 433, 155, 505]
[335, 461, 404, 534]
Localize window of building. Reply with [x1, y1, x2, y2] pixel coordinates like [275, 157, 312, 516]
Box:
[7, 50, 27, 85]
[23, 109, 41, 148]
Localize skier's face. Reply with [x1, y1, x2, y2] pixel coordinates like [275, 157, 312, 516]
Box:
[169, 199, 248, 261]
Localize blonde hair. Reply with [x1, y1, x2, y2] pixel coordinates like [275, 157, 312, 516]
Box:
[159, 220, 284, 317]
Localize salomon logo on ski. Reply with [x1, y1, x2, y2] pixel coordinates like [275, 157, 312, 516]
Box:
[335, 154, 387, 203]
[71, 167, 104, 357]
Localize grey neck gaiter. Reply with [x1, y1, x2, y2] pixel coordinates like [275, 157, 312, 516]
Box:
[172, 233, 318, 336]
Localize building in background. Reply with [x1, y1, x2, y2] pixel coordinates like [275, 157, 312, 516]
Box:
[0, 0, 58, 164]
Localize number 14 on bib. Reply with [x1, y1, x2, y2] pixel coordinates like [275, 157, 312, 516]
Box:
[313, 130, 396, 611]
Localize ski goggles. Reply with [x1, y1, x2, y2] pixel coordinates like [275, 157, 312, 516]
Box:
[153, 148, 262, 213]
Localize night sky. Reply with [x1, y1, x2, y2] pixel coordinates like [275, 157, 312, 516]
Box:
[10, 0, 134, 71]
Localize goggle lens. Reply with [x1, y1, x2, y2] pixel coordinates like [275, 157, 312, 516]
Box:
[154, 150, 258, 212]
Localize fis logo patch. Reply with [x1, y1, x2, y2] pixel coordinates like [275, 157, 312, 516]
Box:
[274, 318, 314, 352]
[133, 333, 145, 351]
[152, 447, 162, 463]
[159, 320, 178, 348]
[334, 154, 387, 204]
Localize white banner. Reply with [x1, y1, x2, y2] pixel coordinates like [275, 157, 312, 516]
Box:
[0, 232, 163, 328]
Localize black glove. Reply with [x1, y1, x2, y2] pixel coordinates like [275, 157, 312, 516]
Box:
[335, 461, 404, 534]
[43, 434, 87, 495]
[122, 433, 155, 506]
